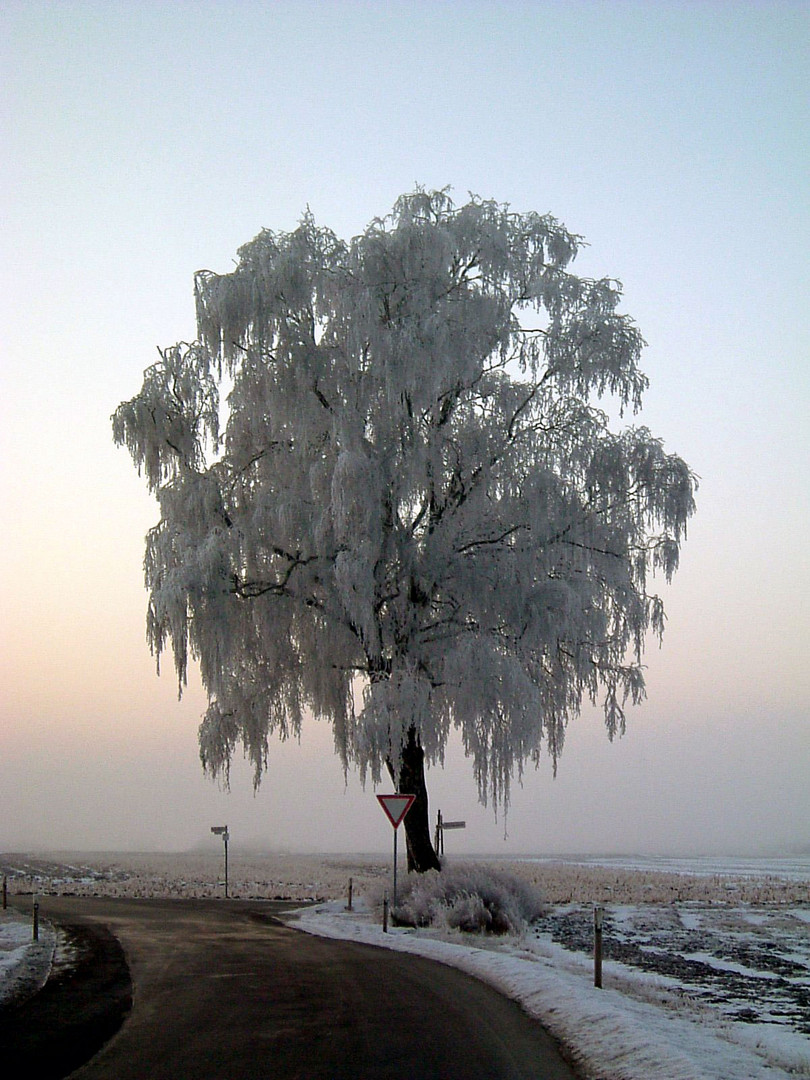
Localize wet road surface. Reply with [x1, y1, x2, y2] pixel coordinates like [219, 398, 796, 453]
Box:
[5, 896, 579, 1080]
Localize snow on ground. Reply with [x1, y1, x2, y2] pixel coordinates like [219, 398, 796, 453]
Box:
[296, 899, 810, 1080]
[1, 851, 808, 1079]
[0, 850, 389, 902]
[0, 907, 56, 1008]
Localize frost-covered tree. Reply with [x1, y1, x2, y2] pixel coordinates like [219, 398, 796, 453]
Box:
[113, 190, 695, 872]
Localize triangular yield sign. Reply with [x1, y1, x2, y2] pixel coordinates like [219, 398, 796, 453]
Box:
[376, 793, 416, 829]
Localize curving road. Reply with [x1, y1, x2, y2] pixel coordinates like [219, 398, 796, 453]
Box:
[5, 896, 579, 1080]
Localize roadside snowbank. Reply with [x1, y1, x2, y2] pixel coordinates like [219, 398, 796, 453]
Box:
[295, 900, 809, 1080]
[0, 908, 55, 1008]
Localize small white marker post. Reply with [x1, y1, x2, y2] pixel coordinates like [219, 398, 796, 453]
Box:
[376, 794, 415, 913]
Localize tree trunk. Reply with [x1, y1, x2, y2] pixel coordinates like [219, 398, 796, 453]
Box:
[388, 726, 441, 873]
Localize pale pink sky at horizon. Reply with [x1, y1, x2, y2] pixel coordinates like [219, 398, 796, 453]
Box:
[1, 1, 807, 856]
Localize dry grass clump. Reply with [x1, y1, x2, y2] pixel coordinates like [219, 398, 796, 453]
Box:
[494, 860, 810, 905]
[2, 852, 806, 907]
[1, 852, 388, 903]
[388, 863, 545, 935]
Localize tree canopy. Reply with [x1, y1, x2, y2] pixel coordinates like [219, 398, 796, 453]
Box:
[114, 189, 696, 833]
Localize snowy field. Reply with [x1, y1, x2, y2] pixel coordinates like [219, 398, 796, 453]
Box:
[1, 850, 808, 1079]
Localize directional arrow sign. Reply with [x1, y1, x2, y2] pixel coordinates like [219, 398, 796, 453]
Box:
[376, 793, 416, 829]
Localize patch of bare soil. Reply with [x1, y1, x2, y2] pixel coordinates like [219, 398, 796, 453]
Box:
[532, 904, 810, 1035]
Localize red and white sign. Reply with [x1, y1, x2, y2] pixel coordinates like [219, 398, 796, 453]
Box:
[376, 793, 415, 829]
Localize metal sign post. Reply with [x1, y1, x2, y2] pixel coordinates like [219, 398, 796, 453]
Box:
[434, 810, 466, 856]
[211, 826, 230, 898]
[376, 794, 415, 911]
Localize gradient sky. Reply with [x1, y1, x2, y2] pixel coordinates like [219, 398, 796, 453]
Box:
[1, 0, 808, 856]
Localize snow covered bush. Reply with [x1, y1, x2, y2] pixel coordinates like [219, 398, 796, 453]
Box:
[390, 863, 545, 934]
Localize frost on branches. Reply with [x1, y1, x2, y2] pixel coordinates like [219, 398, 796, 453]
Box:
[113, 190, 696, 871]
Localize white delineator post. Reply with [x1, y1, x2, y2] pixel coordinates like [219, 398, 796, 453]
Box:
[376, 794, 416, 913]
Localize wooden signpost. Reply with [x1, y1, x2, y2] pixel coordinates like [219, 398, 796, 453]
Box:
[594, 905, 604, 988]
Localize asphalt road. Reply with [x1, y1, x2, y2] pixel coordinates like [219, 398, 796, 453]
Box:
[4, 896, 579, 1080]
